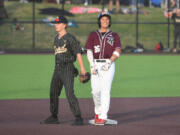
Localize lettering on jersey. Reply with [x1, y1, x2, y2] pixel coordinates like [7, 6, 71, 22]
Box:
[107, 36, 114, 46]
[94, 45, 100, 53]
[54, 41, 67, 55]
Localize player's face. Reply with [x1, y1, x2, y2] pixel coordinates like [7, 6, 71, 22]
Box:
[55, 23, 67, 32]
[100, 16, 110, 29]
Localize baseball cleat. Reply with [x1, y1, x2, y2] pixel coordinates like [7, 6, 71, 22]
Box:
[72, 117, 84, 126]
[94, 119, 107, 126]
[94, 114, 99, 123]
[40, 115, 60, 124]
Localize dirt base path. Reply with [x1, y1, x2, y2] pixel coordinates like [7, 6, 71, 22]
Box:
[0, 98, 180, 135]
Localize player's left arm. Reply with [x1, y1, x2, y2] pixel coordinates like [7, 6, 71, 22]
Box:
[110, 33, 122, 63]
[109, 48, 121, 62]
[101, 33, 121, 71]
[101, 48, 121, 71]
[69, 35, 87, 75]
[77, 53, 86, 75]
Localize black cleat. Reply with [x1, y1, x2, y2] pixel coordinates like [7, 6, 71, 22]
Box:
[72, 117, 84, 126]
[40, 115, 60, 124]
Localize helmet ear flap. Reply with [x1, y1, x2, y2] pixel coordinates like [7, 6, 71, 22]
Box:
[109, 19, 111, 27]
[98, 18, 101, 28]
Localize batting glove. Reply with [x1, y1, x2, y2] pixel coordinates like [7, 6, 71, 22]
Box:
[101, 59, 111, 71]
[90, 64, 98, 75]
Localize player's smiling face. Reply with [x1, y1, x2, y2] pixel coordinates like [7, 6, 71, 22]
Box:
[100, 16, 110, 29]
[55, 23, 67, 32]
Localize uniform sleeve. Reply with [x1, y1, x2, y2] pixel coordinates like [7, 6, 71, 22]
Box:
[85, 32, 94, 51]
[114, 33, 122, 49]
[70, 36, 82, 55]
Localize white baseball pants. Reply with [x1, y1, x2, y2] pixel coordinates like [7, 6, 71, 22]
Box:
[91, 59, 115, 120]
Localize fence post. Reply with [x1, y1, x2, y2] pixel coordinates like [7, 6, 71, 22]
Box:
[32, 0, 35, 50]
[167, 0, 170, 48]
[136, 0, 139, 47]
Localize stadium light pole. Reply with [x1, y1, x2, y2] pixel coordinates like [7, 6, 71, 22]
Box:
[32, 0, 35, 49]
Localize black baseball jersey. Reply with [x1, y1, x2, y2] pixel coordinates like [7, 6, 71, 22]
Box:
[54, 33, 82, 64]
[50, 33, 83, 118]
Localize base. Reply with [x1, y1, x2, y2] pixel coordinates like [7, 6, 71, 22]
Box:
[88, 119, 118, 125]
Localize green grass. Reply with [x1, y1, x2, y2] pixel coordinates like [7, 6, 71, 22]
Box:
[0, 1, 176, 49]
[0, 55, 180, 100]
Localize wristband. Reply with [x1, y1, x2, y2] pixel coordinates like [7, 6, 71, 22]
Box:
[113, 51, 120, 57]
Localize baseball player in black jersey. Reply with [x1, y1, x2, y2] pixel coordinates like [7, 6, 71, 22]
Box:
[40, 16, 87, 125]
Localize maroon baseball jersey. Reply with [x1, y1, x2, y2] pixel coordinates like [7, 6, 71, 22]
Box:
[85, 30, 121, 59]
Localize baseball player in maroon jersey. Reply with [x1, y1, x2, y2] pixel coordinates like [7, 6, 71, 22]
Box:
[85, 12, 121, 125]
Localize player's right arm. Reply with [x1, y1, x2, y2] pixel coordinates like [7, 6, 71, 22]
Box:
[87, 50, 98, 75]
[85, 32, 98, 75]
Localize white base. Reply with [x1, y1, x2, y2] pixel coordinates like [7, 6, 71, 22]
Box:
[88, 119, 118, 125]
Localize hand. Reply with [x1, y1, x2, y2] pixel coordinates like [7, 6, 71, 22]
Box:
[79, 72, 91, 83]
[101, 59, 111, 71]
[90, 65, 98, 75]
[80, 68, 86, 75]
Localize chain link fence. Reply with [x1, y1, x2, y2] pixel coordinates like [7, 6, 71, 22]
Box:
[0, 0, 177, 53]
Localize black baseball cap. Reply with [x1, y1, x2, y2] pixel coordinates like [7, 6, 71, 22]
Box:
[52, 16, 68, 24]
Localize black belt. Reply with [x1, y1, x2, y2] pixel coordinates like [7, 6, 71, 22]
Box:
[95, 59, 106, 63]
[56, 63, 67, 65]
[56, 62, 68, 66]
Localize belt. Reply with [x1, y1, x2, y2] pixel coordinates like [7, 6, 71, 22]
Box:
[95, 59, 106, 63]
[56, 63, 67, 65]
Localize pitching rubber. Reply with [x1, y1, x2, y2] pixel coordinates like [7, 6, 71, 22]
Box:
[88, 119, 118, 125]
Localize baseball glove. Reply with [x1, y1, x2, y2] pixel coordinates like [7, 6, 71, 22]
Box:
[79, 72, 91, 83]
